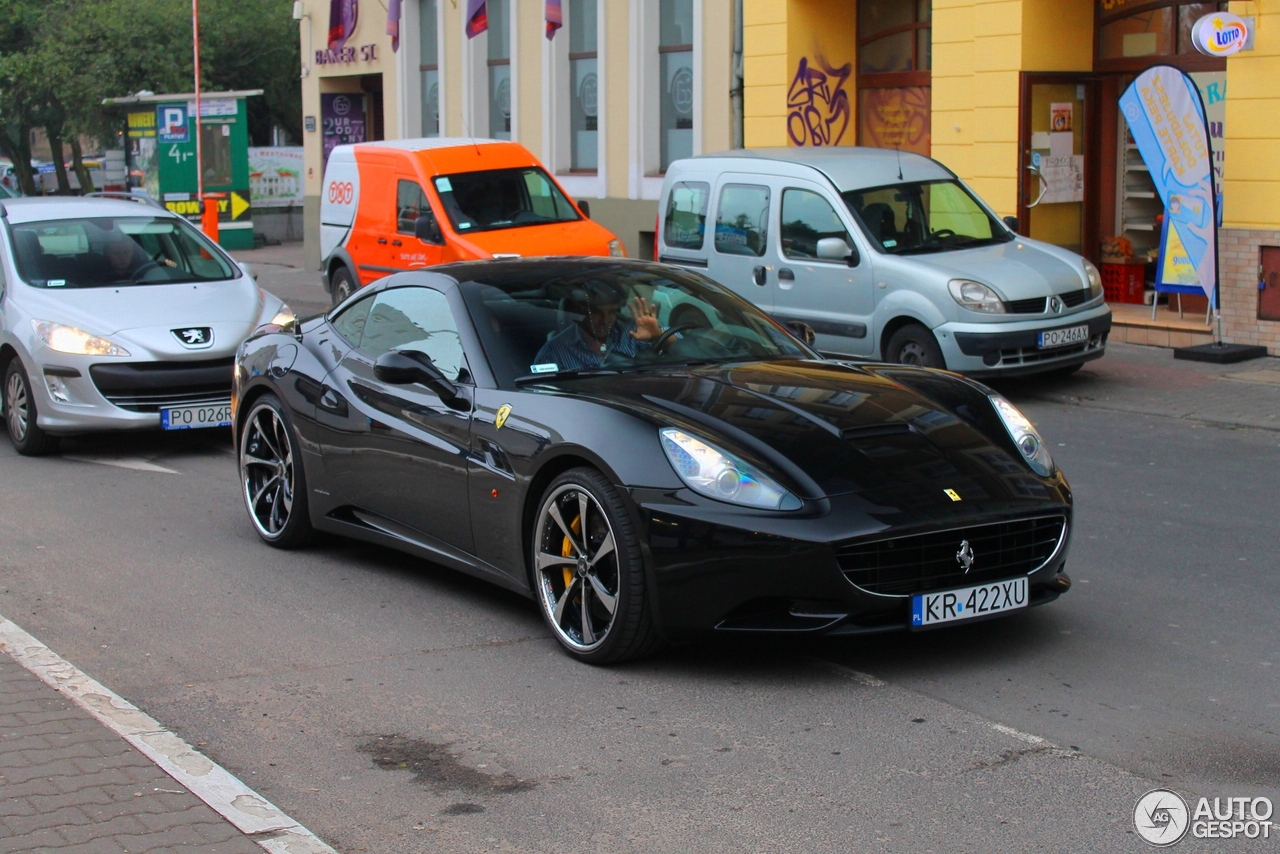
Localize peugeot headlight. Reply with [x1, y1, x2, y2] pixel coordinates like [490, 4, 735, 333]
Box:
[948, 279, 1006, 313]
[1083, 259, 1103, 300]
[660, 428, 801, 510]
[32, 320, 130, 357]
[990, 395, 1054, 476]
[269, 303, 296, 327]
[608, 239, 626, 258]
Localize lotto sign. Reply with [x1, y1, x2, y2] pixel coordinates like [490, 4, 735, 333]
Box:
[158, 106, 188, 143]
[1191, 12, 1251, 57]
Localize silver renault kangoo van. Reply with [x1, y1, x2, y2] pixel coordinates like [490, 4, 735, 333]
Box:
[656, 148, 1111, 377]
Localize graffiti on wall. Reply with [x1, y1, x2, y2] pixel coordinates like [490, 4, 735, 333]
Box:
[858, 86, 931, 156]
[787, 56, 852, 147]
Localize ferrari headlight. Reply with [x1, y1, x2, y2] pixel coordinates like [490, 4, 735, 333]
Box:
[1083, 259, 1103, 300]
[269, 303, 296, 327]
[948, 279, 1006, 313]
[32, 320, 130, 357]
[990, 395, 1054, 476]
[660, 428, 801, 510]
[608, 239, 626, 258]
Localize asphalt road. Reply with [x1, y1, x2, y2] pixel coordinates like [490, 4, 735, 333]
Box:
[2, 321, 1278, 850]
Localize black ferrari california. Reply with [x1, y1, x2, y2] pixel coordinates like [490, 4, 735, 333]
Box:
[232, 258, 1072, 663]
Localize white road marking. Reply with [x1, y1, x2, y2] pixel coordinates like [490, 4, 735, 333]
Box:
[62, 454, 180, 474]
[807, 658, 886, 687]
[0, 615, 336, 853]
[988, 722, 1049, 746]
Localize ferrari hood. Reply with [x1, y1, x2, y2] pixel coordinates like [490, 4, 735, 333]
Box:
[548, 360, 1050, 503]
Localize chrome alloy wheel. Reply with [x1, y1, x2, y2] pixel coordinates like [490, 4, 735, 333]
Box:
[239, 403, 296, 539]
[533, 484, 620, 653]
[5, 370, 30, 442]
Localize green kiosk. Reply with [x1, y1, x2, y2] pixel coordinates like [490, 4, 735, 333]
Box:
[103, 89, 262, 250]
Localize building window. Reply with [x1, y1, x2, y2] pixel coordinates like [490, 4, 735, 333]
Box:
[488, 0, 511, 140]
[856, 0, 931, 156]
[568, 0, 598, 171]
[1096, 1, 1227, 68]
[659, 0, 694, 171]
[420, 0, 439, 136]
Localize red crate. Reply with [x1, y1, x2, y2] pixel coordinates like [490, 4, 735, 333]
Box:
[1101, 263, 1146, 304]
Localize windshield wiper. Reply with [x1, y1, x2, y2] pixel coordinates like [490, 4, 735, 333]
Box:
[514, 367, 620, 385]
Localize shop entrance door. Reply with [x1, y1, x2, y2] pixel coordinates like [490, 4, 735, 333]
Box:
[1018, 74, 1099, 260]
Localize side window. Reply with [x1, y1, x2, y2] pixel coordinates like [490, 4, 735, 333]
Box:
[331, 294, 374, 344]
[714, 183, 770, 257]
[780, 189, 853, 260]
[396, 180, 431, 234]
[361, 287, 468, 382]
[664, 181, 709, 250]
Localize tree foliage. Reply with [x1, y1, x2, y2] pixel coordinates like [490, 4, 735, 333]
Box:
[0, 0, 300, 192]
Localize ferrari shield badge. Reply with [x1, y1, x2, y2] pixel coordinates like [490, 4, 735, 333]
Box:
[495, 404, 512, 430]
[944, 488, 962, 502]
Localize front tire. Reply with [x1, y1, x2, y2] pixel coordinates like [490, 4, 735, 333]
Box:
[239, 394, 312, 548]
[330, 266, 357, 307]
[531, 468, 661, 664]
[4, 360, 59, 456]
[885, 323, 946, 369]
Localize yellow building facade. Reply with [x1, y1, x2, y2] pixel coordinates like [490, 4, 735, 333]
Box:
[746, 0, 1279, 353]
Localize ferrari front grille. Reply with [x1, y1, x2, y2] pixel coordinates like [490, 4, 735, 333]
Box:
[836, 515, 1067, 596]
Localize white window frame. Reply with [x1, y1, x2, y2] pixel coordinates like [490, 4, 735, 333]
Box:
[463, 1, 518, 140]
[629, 0, 702, 201]
[544, 0, 606, 199]
[397, 0, 447, 138]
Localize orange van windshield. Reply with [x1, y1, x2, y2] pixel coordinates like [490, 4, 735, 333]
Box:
[432, 167, 581, 233]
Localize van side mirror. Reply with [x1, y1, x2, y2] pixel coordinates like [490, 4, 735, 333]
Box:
[414, 212, 444, 245]
[374, 350, 464, 407]
[578, 200, 590, 219]
[816, 237, 859, 267]
[1002, 215, 1020, 233]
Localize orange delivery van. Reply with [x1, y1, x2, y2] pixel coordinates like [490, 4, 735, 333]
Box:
[319, 138, 624, 304]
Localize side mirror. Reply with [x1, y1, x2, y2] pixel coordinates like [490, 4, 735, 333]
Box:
[414, 212, 444, 245]
[1003, 215, 1020, 233]
[240, 262, 259, 282]
[816, 237, 859, 267]
[785, 320, 817, 347]
[373, 350, 461, 404]
[578, 199, 590, 219]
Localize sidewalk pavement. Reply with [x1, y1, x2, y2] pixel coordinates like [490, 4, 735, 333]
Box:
[0, 653, 262, 854]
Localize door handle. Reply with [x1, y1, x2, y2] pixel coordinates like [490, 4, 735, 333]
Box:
[1026, 165, 1048, 208]
[377, 237, 388, 245]
[752, 266, 767, 286]
[391, 239, 402, 246]
[778, 268, 795, 282]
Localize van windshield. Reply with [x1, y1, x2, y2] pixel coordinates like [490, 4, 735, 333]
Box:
[842, 180, 1012, 255]
[432, 167, 581, 234]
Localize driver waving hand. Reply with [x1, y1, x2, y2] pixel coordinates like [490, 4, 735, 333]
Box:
[535, 281, 674, 372]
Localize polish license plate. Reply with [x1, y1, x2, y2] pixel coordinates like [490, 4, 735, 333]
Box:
[161, 403, 231, 430]
[1037, 325, 1089, 349]
[910, 576, 1028, 629]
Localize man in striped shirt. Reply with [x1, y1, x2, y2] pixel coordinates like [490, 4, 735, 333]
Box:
[534, 281, 667, 371]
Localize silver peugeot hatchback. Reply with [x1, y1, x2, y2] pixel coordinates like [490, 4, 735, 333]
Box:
[657, 148, 1112, 377]
[0, 196, 292, 455]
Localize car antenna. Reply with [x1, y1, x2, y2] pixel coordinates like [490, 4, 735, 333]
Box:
[895, 145, 904, 181]
[460, 110, 482, 157]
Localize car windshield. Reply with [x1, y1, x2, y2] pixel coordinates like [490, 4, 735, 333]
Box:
[842, 180, 1012, 255]
[0, 184, 16, 199]
[9, 215, 237, 288]
[457, 262, 813, 388]
[432, 167, 580, 234]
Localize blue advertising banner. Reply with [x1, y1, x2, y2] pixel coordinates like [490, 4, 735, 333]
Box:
[1119, 65, 1217, 301]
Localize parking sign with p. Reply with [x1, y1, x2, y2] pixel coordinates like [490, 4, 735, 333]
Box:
[158, 106, 188, 143]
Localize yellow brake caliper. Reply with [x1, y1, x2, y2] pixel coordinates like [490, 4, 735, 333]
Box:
[562, 514, 582, 589]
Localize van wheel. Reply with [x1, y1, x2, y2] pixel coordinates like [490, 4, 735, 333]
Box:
[885, 324, 945, 369]
[330, 267, 356, 306]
